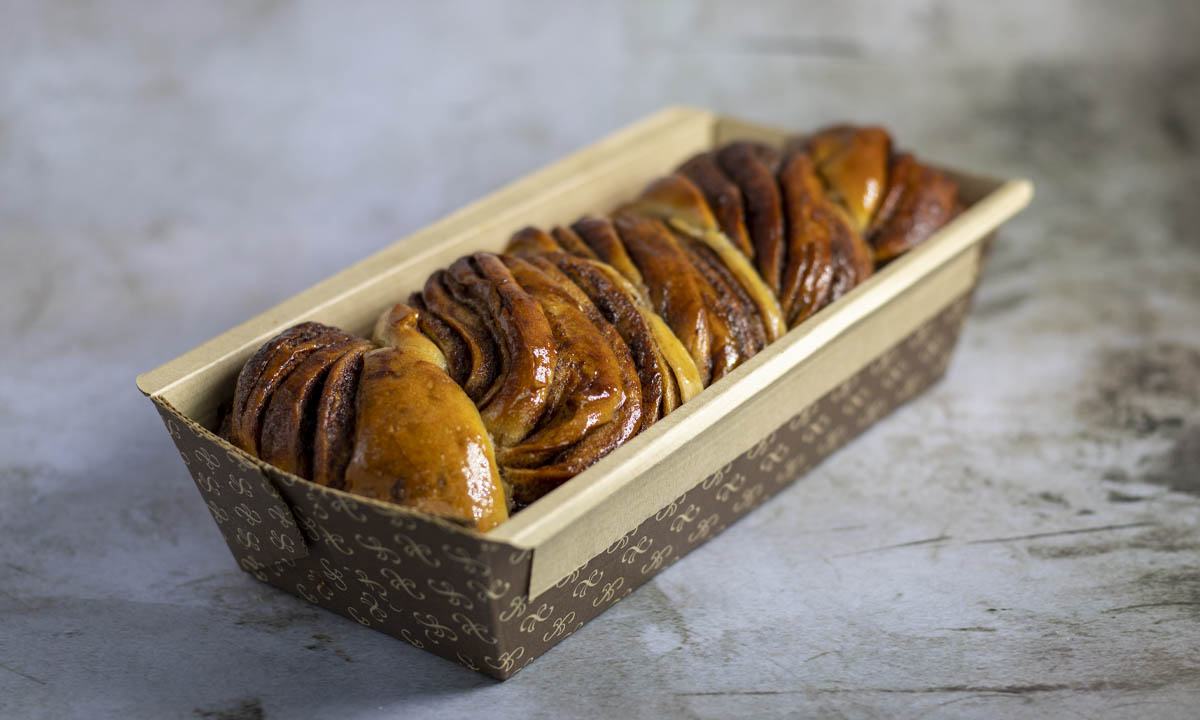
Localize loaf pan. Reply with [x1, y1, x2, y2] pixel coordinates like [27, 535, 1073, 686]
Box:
[136, 107, 1033, 679]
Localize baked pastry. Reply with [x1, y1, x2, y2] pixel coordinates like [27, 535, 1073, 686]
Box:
[229, 311, 509, 531]
[349, 304, 507, 530]
[225, 124, 959, 529]
[617, 173, 786, 343]
[865, 152, 961, 262]
[714, 142, 787, 296]
[776, 152, 836, 325]
[798, 125, 891, 233]
[786, 125, 960, 264]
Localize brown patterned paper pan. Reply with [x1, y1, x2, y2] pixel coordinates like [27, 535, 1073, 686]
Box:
[151, 294, 971, 679]
[137, 107, 1033, 680]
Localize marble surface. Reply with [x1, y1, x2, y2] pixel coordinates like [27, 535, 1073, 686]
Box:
[2, 1, 1199, 718]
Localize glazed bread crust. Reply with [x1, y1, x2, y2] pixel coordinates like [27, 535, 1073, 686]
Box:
[226, 124, 958, 529]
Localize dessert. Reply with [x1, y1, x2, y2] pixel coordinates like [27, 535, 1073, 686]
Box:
[224, 125, 960, 530]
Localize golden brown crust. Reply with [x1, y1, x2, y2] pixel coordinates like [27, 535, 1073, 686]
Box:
[506, 226, 562, 258]
[498, 256, 638, 462]
[530, 259, 643, 468]
[259, 338, 373, 480]
[716, 142, 787, 297]
[794, 125, 891, 232]
[618, 174, 757, 378]
[373, 301, 449, 367]
[612, 214, 713, 386]
[504, 216, 699, 422]
[230, 323, 352, 455]
[506, 225, 676, 427]
[619, 173, 785, 343]
[344, 341, 508, 532]
[579, 257, 702, 411]
[497, 256, 641, 503]
[620, 174, 721, 235]
[545, 252, 667, 429]
[677, 240, 742, 382]
[419, 270, 498, 400]
[691, 227, 787, 344]
[684, 234, 767, 355]
[550, 226, 599, 260]
[827, 205, 875, 302]
[678, 151, 754, 259]
[408, 292, 468, 383]
[311, 345, 368, 490]
[677, 232, 764, 381]
[445, 253, 557, 446]
[777, 152, 836, 326]
[867, 153, 960, 262]
[571, 215, 652, 304]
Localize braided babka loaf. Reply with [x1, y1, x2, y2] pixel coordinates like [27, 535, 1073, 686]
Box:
[225, 124, 960, 531]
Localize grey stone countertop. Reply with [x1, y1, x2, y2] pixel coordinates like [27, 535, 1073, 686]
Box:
[2, 2, 1198, 718]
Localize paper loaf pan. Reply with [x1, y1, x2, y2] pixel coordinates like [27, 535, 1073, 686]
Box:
[136, 107, 1033, 680]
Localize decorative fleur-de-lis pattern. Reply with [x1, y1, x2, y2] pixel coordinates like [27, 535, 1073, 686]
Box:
[149, 295, 970, 681]
[153, 400, 308, 566]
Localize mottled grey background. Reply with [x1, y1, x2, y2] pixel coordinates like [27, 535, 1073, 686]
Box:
[2, 1, 1199, 718]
